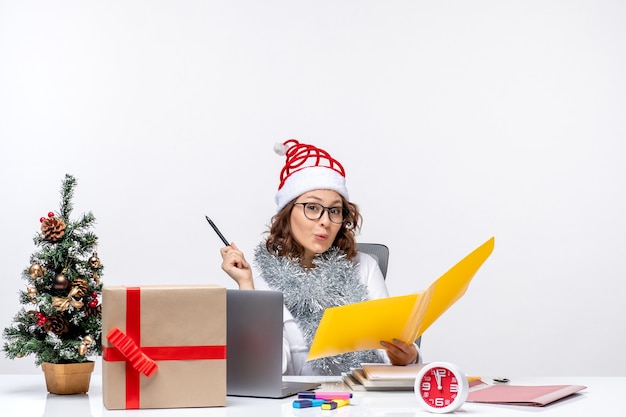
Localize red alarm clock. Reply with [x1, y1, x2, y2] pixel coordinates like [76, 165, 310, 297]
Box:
[414, 362, 469, 413]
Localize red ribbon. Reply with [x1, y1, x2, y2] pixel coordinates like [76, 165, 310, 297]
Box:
[103, 287, 226, 409]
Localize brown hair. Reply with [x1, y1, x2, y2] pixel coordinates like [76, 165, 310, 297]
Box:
[265, 196, 362, 262]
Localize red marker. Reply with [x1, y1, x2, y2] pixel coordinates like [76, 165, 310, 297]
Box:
[298, 391, 353, 400]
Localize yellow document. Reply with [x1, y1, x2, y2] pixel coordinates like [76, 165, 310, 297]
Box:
[307, 237, 495, 361]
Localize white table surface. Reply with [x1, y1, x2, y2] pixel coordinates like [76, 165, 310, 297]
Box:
[1, 374, 622, 417]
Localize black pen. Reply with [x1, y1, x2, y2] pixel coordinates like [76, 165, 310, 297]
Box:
[205, 216, 230, 247]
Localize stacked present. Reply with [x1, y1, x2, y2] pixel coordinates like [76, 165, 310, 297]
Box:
[102, 285, 226, 409]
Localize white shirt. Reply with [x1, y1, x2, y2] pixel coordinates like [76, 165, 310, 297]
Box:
[255, 252, 422, 375]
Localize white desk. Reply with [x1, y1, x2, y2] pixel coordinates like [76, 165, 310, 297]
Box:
[1, 374, 621, 416]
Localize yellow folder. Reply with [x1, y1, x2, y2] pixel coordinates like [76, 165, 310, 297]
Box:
[307, 237, 495, 361]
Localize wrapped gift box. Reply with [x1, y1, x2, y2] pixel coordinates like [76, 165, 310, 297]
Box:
[102, 285, 226, 409]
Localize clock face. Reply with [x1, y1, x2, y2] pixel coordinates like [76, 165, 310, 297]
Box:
[415, 362, 469, 413]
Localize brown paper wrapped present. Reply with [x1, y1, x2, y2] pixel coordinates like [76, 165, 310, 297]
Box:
[102, 285, 226, 409]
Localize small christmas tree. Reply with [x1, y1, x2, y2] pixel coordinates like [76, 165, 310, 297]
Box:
[3, 174, 103, 365]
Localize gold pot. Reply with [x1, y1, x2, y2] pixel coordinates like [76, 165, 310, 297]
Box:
[42, 361, 95, 395]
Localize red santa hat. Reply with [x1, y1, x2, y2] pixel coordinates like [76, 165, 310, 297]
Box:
[274, 139, 349, 212]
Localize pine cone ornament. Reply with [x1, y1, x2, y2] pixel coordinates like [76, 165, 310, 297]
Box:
[83, 302, 102, 319]
[41, 217, 66, 242]
[71, 278, 89, 298]
[43, 315, 70, 335]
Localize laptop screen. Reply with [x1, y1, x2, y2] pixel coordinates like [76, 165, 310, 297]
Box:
[226, 289, 319, 398]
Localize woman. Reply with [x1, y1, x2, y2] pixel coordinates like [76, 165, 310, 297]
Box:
[220, 139, 420, 375]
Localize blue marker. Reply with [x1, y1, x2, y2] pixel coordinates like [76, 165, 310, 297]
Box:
[293, 399, 325, 408]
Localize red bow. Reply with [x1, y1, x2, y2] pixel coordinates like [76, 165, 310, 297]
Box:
[106, 327, 158, 377]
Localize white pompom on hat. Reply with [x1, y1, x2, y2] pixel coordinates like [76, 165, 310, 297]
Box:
[274, 139, 349, 212]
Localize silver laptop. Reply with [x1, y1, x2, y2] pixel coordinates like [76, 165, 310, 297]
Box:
[226, 289, 320, 398]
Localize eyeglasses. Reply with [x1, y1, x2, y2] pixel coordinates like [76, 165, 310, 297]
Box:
[293, 202, 346, 224]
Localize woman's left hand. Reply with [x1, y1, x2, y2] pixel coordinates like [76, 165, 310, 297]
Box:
[380, 339, 418, 365]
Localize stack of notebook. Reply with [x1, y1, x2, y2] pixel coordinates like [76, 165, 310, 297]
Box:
[342, 364, 489, 392]
[342, 364, 424, 391]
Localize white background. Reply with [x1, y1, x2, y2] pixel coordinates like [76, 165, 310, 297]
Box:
[1, 1, 624, 377]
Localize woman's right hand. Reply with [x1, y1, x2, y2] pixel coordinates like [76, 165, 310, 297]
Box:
[219, 242, 254, 290]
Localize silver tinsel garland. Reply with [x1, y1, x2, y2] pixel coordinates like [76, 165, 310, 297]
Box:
[254, 243, 381, 375]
